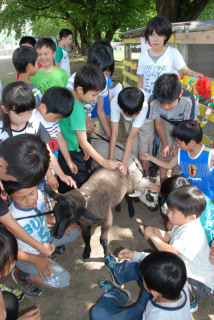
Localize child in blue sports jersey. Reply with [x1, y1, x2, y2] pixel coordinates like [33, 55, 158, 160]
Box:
[140, 120, 214, 201]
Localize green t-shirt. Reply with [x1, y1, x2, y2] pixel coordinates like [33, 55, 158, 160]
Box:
[59, 98, 86, 152]
[31, 67, 69, 94]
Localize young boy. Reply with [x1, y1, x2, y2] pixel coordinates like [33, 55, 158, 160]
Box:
[143, 73, 199, 182]
[141, 186, 214, 310]
[58, 64, 118, 193]
[12, 46, 42, 106]
[34, 86, 77, 176]
[31, 37, 69, 94]
[92, 251, 190, 319]
[140, 120, 214, 201]
[55, 29, 73, 76]
[109, 87, 148, 175]
[2, 180, 80, 297]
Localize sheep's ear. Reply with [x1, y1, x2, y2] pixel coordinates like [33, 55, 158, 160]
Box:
[46, 185, 62, 201]
[129, 190, 143, 198]
[79, 208, 102, 222]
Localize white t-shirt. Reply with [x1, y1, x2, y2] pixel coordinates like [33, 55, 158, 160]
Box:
[169, 219, 214, 290]
[110, 90, 148, 128]
[66, 72, 108, 117]
[55, 46, 70, 76]
[137, 46, 186, 100]
[10, 190, 50, 255]
[0, 114, 51, 144]
[33, 109, 60, 160]
[142, 284, 191, 320]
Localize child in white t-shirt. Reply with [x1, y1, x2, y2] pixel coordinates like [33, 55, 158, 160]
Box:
[109, 87, 148, 175]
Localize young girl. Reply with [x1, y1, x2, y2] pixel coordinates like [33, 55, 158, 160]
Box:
[136, 15, 203, 176]
[0, 226, 41, 320]
[0, 81, 76, 190]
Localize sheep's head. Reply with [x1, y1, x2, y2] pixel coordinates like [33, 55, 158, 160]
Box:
[46, 186, 80, 239]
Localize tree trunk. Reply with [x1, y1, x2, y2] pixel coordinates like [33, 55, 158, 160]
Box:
[73, 28, 80, 53]
[156, 0, 210, 22]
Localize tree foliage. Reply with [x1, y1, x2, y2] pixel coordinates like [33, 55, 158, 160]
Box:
[0, 0, 212, 53]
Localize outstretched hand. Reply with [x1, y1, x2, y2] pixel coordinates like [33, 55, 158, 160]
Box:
[118, 248, 134, 261]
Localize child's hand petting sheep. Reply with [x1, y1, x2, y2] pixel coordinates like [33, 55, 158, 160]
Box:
[118, 248, 134, 261]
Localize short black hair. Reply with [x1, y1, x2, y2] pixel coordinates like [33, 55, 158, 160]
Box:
[0, 226, 18, 275]
[166, 185, 206, 218]
[1, 180, 25, 196]
[140, 251, 187, 300]
[118, 87, 144, 116]
[0, 134, 50, 187]
[88, 39, 113, 55]
[19, 36, 36, 47]
[87, 44, 114, 76]
[42, 87, 74, 118]
[153, 73, 182, 104]
[74, 64, 106, 94]
[35, 38, 56, 52]
[59, 29, 73, 40]
[12, 46, 38, 74]
[144, 16, 172, 45]
[159, 175, 191, 206]
[172, 120, 203, 145]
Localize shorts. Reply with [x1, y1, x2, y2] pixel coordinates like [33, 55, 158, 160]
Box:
[124, 121, 154, 158]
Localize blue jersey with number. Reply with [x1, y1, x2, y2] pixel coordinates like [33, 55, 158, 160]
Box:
[178, 145, 214, 201]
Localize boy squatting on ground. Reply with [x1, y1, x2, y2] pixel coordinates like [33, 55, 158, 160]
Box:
[1, 179, 80, 297]
[31, 37, 69, 95]
[58, 64, 118, 193]
[139, 186, 214, 307]
[109, 87, 148, 175]
[92, 251, 191, 320]
[0, 135, 55, 315]
[66, 42, 114, 140]
[141, 73, 200, 183]
[140, 120, 214, 202]
[0, 81, 76, 191]
[55, 28, 73, 77]
[12, 45, 42, 107]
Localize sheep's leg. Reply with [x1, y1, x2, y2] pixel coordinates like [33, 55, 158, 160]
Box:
[125, 195, 135, 217]
[81, 225, 92, 259]
[100, 211, 112, 255]
[115, 203, 121, 212]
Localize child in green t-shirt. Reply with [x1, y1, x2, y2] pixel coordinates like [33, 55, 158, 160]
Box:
[58, 64, 118, 193]
[55, 29, 73, 76]
[31, 37, 68, 94]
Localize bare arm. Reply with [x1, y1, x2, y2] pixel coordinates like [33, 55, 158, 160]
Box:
[0, 212, 55, 257]
[47, 145, 76, 188]
[97, 97, 111, 140]
[181, 66, 204, 79]
[76, 130, 118, 170]
[139, 152, 178, 169]
[58, 132, 78, 174]
[154, 118, 170, 158]
[137, 75, 144, 89]
[142, 226, 179, 254]
[109, 122, 119, 160]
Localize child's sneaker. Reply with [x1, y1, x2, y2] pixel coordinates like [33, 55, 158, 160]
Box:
[99, 279, 131, 301]
[0, 283, 24, 302]
[104, 254, 122, 286]
[190, 295, 199, 313]
[49, 245, 66, 260]
[11, 268, 42, 298]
